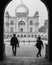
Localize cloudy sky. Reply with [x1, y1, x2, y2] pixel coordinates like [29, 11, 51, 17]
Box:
[5, 0, 48, 28]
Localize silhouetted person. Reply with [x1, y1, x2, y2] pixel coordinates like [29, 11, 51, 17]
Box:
[10, 34, 19, 56]
[35, 36, 44, 57]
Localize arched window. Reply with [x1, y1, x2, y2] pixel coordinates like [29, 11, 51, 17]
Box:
[10, 27, 13, 32]
[19, 21, 25, 25]
[24, 35, 26, 37]
[31, 35, 34, 37]
[30, 27, 32, 32]
[10, 20, 14, 25]
[21, 35, 23, 37]
[28, 35, 30, 37]
[10, 35, 12, 38]
[20, 28, 23, 32]
[30, 20, 33, 25]
[18, 35, 20, 37]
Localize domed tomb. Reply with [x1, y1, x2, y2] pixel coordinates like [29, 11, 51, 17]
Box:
[15, 2, 29, 17]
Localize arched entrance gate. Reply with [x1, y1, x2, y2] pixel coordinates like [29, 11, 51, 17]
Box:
[0, 0, 49, 61]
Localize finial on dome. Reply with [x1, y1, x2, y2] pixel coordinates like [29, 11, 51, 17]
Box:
[21, 0, 23, 4]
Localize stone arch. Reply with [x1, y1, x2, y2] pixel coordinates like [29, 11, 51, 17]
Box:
[41, 0, 49, 59]
[3, 0, 48, 60]
[3, 0, 12, 60]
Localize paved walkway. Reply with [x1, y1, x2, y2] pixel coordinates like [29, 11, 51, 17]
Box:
[0, 57, 52, 65]
[5, 41, 46, 57]
[1, 39, 49, 65]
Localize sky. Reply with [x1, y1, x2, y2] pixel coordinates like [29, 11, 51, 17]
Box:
[5, 0, 48, 28]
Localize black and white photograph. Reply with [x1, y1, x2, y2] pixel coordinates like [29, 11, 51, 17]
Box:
[0, 0, 51, 65]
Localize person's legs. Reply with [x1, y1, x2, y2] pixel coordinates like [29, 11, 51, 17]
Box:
[14, 46, 16, 56]
[39, 49, 41, 57]
[36, 49, 42, 57]
[18, 43, 19, 47]
[36, 49, 39, 57]
[12, 46, 15, 55]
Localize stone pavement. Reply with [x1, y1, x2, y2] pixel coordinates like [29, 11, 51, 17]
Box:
[1, 39, 49, 65]
[0, 57, 52, 65]
[5, 41, 45, 57]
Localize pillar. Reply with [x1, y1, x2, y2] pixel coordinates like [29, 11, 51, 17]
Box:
[0, 0, 12, 61]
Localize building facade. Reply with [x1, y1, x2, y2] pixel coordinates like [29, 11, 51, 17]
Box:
[4, 2, 39, 40]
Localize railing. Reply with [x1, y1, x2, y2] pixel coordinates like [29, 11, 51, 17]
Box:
[5, 40, 36, 43]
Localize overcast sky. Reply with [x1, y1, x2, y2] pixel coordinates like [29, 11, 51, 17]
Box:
[5, 0, 48, 28]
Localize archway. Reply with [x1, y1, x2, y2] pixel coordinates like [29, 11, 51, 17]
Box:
[18, 20, 25, 32]
[4, 0, 48, 59]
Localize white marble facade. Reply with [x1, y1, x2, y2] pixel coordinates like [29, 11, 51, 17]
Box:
[4, 2, 39, 35]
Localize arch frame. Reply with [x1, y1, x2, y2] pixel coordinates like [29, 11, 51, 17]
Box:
[41, 0, 50, 61]
[2, 0, 49, 61]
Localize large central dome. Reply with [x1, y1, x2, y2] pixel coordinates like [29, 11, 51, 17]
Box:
[15, 2, 29, 17]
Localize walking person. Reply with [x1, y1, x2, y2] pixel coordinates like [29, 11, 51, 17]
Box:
[10, 34, 19, 56]
[35, 36, 44, 57]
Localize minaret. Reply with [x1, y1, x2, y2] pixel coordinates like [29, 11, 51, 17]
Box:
[21, 0, 23, 4]
[44, 20, 48, 34]
[4, 11, 9, 33]
[34, 11, 39, 22]
[34, 11, 39, 34]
